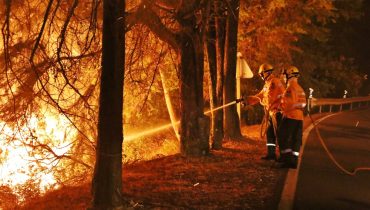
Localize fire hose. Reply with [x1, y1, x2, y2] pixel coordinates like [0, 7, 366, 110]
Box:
[236, 97, 370, 175]
[307, 111, 370, 176]
[236, 96, 278, 138]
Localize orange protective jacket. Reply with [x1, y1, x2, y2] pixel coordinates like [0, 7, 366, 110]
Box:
[248, 76, 285, 113]
[281, 79, 306, 120]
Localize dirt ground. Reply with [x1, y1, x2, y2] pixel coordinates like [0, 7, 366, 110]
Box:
[10, 125, 288, 210]
[121, 141, 287, 209]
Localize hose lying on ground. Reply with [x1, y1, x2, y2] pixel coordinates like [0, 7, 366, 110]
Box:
[308, 113, 370, 176]
[239, 95, 370, 175]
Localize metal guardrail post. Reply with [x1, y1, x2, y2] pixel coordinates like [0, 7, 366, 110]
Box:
[350, 103, 353, 110]
[319, 105, 322, 113]
[340, 104, 343, 112]
[329, 105, 332, 113]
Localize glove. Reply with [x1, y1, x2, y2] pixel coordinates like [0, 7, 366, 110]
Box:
[236, 98, 247, 107]
[235, 98, 244, 103]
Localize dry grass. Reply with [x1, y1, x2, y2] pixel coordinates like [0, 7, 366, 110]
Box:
[7, 125, 287, 210]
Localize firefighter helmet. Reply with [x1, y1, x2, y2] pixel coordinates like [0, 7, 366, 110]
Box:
[258, 63, 274, 80]
[283, 66, 300, 80]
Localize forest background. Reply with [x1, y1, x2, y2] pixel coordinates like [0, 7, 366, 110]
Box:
[0, 0, 369, 209]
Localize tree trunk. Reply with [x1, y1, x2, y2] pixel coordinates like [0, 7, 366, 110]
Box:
[92, 0, 125, 209]
[179, 31, 210, 156]
[207, 1, 224, 149]
[223, 0, 242, 139]
[133, 2, 210, 156]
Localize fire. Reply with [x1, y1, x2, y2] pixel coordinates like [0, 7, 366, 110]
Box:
[0, 113, 76, 199]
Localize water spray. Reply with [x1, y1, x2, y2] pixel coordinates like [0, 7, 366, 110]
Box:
[204, 100, 239, 115]
[125, 99, 244, 141]
[159, 69, 180, 141]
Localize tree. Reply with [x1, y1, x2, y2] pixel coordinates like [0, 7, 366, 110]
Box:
[1, 0, 128, 207]
[292, 0, 365, 97]
[206, 0, 224, 149]
[1, 0, 101, 196]
[207, 0, 243, 147]
[223, 0, 242, 139]
[91, 0, 125, 208]
[128, 0, 210, 156]
[238, 0, 359, 98]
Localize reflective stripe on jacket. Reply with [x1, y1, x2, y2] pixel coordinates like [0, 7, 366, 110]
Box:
[281, 79, 306, 120]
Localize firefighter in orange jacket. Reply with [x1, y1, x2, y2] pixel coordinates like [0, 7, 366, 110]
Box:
[243, 64, 285, 160]
[278, 66, 307, 168]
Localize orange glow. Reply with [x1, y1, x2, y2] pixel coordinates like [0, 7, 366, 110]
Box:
[204, 101, 237, 115]
[0, 114, 76, 199]
[125, 122, 179, 141]
[125, 101, 237, 141]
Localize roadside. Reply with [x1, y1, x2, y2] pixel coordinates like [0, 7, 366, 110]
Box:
[294, 109, 370, 210]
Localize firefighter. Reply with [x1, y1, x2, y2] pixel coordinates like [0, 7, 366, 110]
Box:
[278, 66, 307, 168]
[242, 63, 285, 160]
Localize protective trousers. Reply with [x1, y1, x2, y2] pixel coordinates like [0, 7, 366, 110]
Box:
[264, 112, 282, 159]
[277, 118, 303, 168]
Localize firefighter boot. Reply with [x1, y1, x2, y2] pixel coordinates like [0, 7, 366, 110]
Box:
[289, 155, 298, 169]
[277, 152, 293, 168]
[276, 152, 288, 163]
[261, 146, 276, 160]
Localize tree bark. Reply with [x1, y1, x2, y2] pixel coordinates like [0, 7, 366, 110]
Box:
[134, 2, 210, 156]
[179, 29, 210, 156]
[207, 1, 224, 149]
[223, 0, 242, 139]
[92, 0, 125, 209]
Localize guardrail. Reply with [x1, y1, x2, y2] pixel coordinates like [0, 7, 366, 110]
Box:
[307, 96, 370, 113]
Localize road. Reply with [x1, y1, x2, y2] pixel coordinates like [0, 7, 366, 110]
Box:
[294, 109, 370, 210]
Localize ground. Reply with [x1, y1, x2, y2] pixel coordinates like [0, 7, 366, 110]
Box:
[8, 125, 288, 210]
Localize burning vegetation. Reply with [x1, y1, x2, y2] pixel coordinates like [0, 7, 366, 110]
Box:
[0, 0, 368, 209]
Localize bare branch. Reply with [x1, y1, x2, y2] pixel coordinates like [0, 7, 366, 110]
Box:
[138, 46, 166, 113]
[30, 0, 54, 62]
[29, 60, 96, 149]
[127, 3, 179, 50]
[82, 0, 100, 52]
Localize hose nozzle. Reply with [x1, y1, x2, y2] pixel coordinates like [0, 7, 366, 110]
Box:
[236, 98, 244, 103]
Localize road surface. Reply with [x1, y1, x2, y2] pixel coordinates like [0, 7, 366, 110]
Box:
[294, 109, 370, 210]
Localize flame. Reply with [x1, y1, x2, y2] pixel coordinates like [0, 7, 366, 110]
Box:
[0, 113, 76, 198]
[0, 96, 237, 202]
